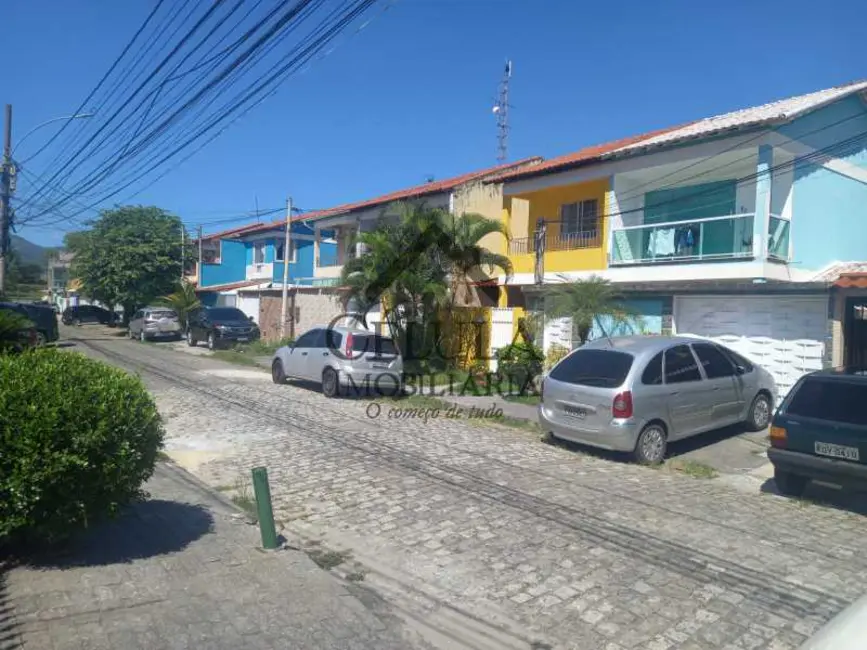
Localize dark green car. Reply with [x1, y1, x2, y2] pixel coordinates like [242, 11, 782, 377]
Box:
[769, 368, 867, 497]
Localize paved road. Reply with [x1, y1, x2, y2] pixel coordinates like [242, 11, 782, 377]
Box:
[2, 464, 417, 650]
[67, 327, 867, 650]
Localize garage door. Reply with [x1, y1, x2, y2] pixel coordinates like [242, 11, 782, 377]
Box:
[674, 295, 827, 397]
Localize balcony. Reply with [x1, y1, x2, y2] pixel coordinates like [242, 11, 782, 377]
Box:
[246, 262, 273, 280]
[509, 230, 601, 255]
[610, 214, 764, 265]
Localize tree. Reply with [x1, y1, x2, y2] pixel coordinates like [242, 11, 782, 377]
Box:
[65, 206, 190, 322]
[437, 211, 512, 306]
[543, 275, 638, 346]
[159, 281, 201, 330]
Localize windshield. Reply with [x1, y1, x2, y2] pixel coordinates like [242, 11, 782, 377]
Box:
[207, 308, 247, 321]
[353, 335, 397, 356]
[785, 378, 867, 426]
[548, 349, 634, 388]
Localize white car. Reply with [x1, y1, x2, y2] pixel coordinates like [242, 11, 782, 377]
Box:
[270, 325, 402, 397]
[799, 593, 867, 649]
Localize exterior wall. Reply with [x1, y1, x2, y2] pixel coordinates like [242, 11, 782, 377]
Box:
[200, 240, 246, 287]
[452, 180, 509, 259]
[257, 289, 347, 341]
[780, 95, 867, 272]
[507, 178, 609, 276]
[273, 239, 317, 285]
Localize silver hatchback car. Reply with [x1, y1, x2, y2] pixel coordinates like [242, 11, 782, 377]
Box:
[128, 307, 183, 342]
[271, 325, 403, 397]
[539, 335, 777, 463]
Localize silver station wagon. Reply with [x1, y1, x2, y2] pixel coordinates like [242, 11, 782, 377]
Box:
[539, 335, 777, 463]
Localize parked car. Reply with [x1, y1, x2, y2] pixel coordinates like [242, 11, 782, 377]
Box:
[0, 302, 59, 345]
[0, 306, 39, 353]
[186, 306, 260, 350]
[128, 307, 183, 342]
[798, 591, 867, 650]
[61, 304, 118, 326]
[768, 368, 867, 497]
[538, 335, 777, 463]
[271, 325, 402, 397]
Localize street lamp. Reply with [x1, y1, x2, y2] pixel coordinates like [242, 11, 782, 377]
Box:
[13, 113, 95, 159]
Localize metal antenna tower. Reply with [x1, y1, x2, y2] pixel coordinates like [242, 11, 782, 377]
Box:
[494, 60, 512, 162]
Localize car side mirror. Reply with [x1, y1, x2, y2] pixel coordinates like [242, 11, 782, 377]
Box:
[735, 365, 746, 375]
[249, 316, 255, 322]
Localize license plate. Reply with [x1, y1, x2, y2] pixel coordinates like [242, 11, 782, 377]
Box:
[562, 404, 587, 419]
[237, 337, 249, 342]
[815, 441, 860, 461]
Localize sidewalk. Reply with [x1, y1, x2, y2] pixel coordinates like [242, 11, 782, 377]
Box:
[0, 464, 414, 650]
[433, 393, 537, 422]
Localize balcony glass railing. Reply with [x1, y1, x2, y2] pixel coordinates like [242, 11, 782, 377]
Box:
[767, 215, 791, 261]
[610, 214, 755, 265]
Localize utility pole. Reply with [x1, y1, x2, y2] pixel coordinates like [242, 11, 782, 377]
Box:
[0, 105, 12, 295]
[180, 226, 186, 284]
[280, 197, 292, 340]
[197, 225, 203, 285]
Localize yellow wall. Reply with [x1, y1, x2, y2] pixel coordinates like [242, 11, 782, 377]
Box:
[505, 178, 610, 274]
[452, 180, 509, 257]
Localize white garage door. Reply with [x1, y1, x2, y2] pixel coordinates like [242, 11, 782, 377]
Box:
[674, 295, 827, 397]
[237, 293, 260, 324]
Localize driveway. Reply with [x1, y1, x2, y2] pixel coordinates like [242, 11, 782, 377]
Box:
[66, 326, 867, 650]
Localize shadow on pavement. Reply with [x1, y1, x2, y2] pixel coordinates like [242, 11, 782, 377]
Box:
[0, 563, 21, 650]
[759, 478, 867, 517]
[21, 500, 213, 569]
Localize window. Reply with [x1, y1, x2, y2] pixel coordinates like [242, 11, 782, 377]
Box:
[206, 307, 247, 321]
[275, 240, 296, 263]
[560, 199, 599, 237]
[353, 335, 397, 356]
[201, 240, 221, 264]
[664, 345, 702, 384]
[548, 349, 634, 388]
[253, 242, 265, 264]
[720, 347, 754, 373]
[294, 329, 319, 349]
[785, 378, 867, 426]
[692, 343, 736, 379]
[641, 352, 664, 385]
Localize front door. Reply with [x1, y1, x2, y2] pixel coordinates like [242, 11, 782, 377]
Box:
[290, 329, 319, 379]
[691, 342, 742, 426]
[663, 344, 711, 438]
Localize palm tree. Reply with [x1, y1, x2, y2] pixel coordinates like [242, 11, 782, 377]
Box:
[160, 281, 201, 331]
[437, 211, 513, 306]
[543, 275, 638, 346]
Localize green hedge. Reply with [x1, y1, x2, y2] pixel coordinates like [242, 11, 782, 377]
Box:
[0, 349, 165, 545]
[495, 341, 544, 390]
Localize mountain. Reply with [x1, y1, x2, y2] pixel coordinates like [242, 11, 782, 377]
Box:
[10, 235, 49, 266]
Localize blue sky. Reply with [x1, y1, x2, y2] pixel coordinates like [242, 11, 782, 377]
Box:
[5, 0, 863, 246]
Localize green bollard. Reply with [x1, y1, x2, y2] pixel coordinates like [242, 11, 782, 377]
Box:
[251, 466, 279, 550]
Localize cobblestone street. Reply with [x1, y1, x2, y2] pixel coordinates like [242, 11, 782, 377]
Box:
[72, 330, 867, 650]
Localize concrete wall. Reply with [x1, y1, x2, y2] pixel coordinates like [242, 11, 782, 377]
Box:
[780, 95, 867, 272]
[452, 180, 510, 258]
[256, 289, 347, 341]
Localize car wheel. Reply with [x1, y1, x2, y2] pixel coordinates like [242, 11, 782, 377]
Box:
[746, 393, 772, 431]
[207, 332, 216, 350]
[72, 318, 81, 326]
[272, 360, 287, 385]
[633, 423, 667, 465]
[187, 330, 197, 347]
[322, 367, 340, 398]
[139, 331, 147, 343]
[35, 331, 47, 347]
[774, 468, 808, 497]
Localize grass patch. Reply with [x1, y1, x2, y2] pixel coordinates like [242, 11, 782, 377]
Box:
[345, 570, 367, 582]
[229, 476, 258, 521]
[666, 459, 718, 479]
[156, 451, 171, 462]
[307, 548, 352, 571]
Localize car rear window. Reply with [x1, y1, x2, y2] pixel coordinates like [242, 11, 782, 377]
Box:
[785, 377, 867, 426]
[548, 349, 634, 388]
[353, 335, 397, 356]
[149, 310, 177, 319]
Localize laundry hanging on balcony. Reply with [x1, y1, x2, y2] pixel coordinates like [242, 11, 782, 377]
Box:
[675, 224, 700, 256]
[646, 228, 676, 257]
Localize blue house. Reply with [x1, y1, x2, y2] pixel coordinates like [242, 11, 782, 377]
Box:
[194, 217, 336, 308]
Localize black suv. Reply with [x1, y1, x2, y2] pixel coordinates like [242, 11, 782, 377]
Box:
[187, 306, 260, 350]
[62, 305, 118, 327]
[0, 302, 59, 344]
[769, 368, 867, 497]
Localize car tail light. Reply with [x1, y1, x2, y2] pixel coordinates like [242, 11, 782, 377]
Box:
[612, 391, 633, 419]
[769, 425, 787, 448]
[344, 331, 354, 359]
